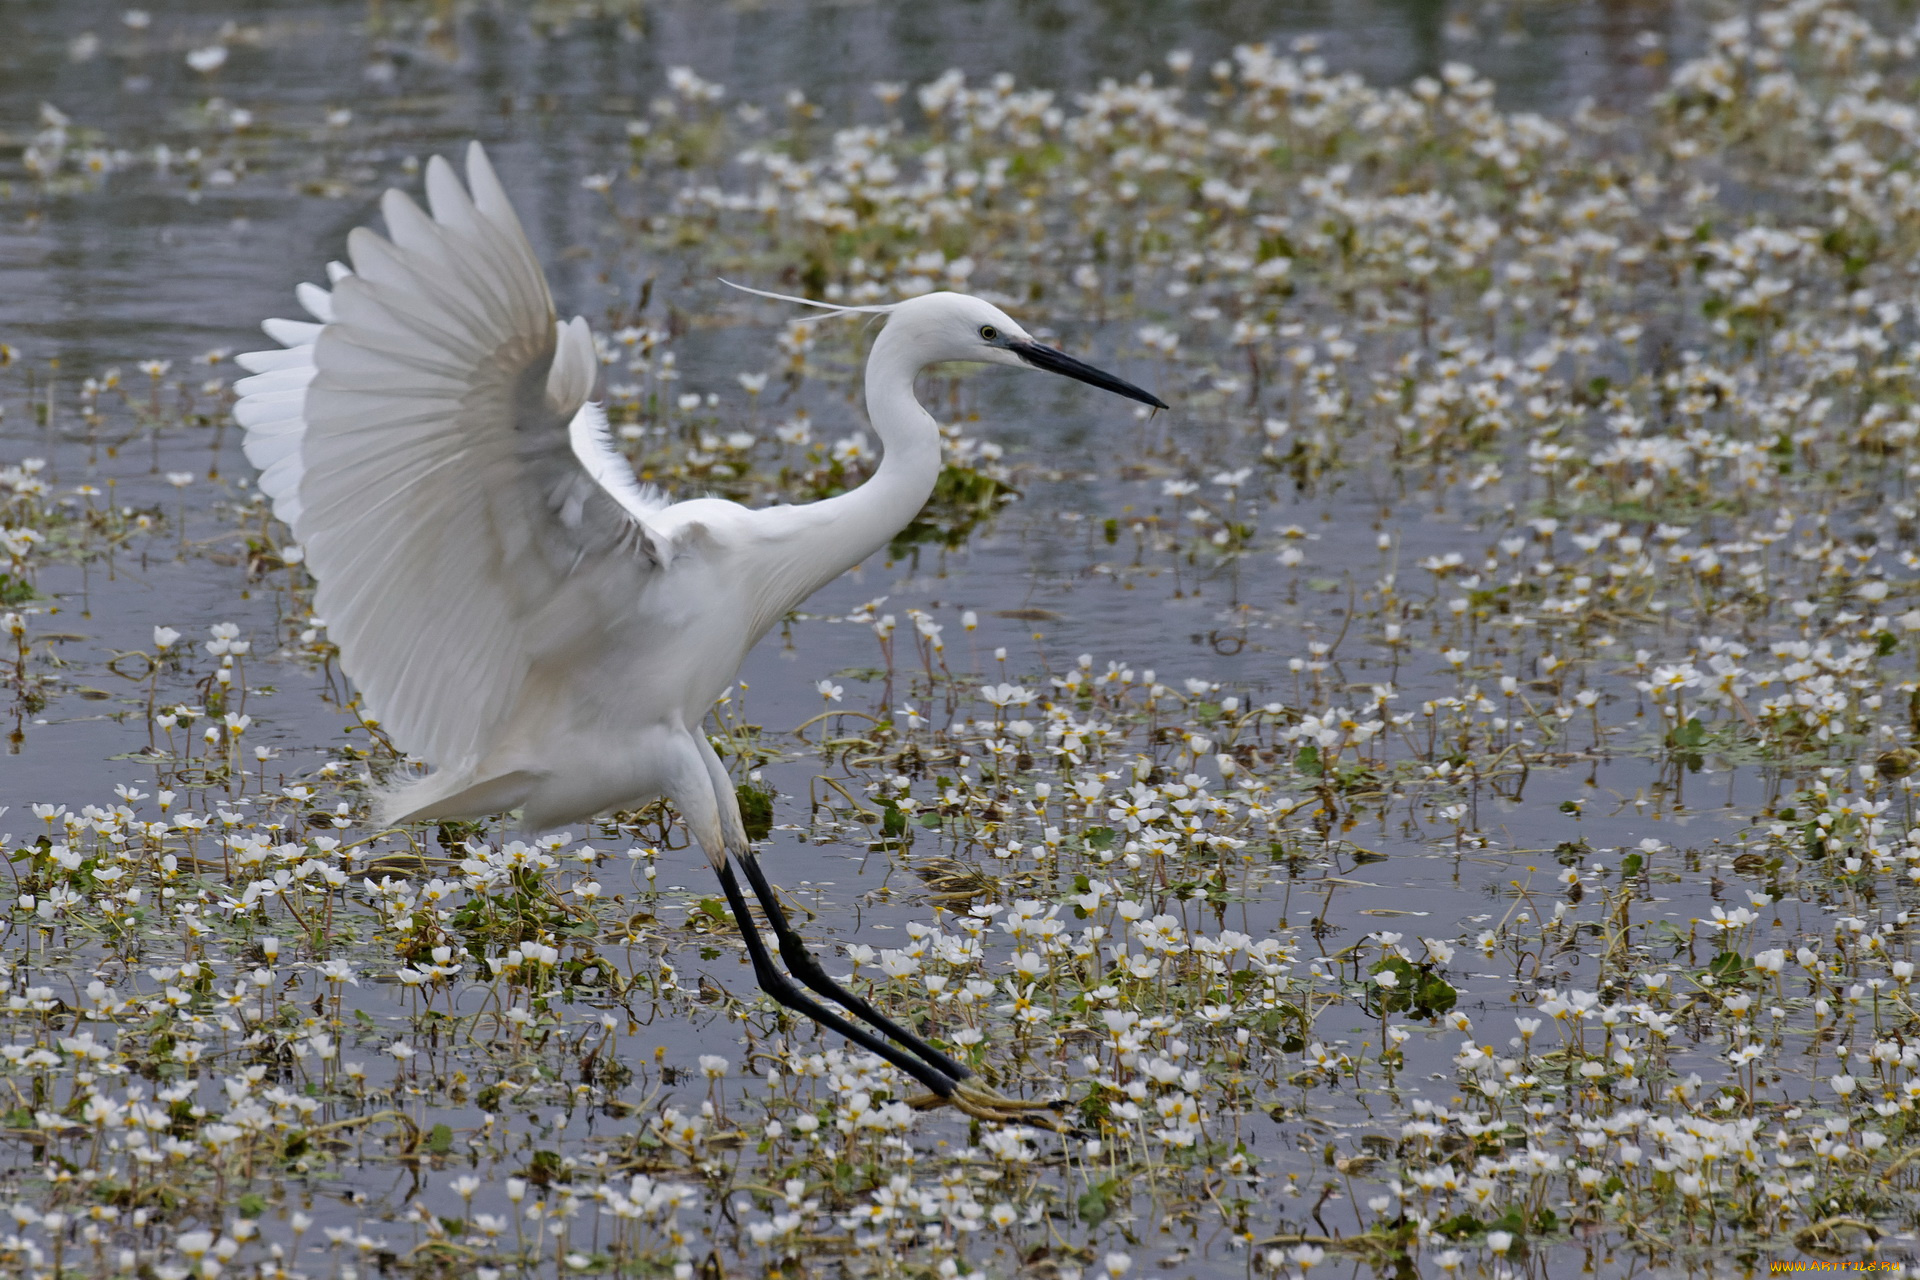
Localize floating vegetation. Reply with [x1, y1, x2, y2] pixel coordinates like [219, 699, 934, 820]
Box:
[13, 1, 1920, 1276]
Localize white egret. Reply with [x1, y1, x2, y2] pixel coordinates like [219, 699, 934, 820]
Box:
[234, 143, 1165, 1122]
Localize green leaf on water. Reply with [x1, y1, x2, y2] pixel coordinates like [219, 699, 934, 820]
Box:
[427, 1123, 453, 1154]
[1078, 1178, 1118, 1225]
[521, 1148, 566, 1187]
[734, 783, 774, 841]
[1492, 1206, 1529, 1236]
[1369, 956, 1458, 1019]
[1084, 826, 1116, 850]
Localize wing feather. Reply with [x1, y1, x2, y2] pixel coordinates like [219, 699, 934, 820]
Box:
[235, 142, 665, 771]
[235, 346, 313, 375]
[570, 399, 666, 533]
[262, 318, 322, 347]
[295, 282, 335, 323]
[231, 367, 311, 397]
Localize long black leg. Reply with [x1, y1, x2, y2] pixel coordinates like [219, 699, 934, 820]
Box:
[736, 851, 972, 1082]
[714, 862, 958, 1097]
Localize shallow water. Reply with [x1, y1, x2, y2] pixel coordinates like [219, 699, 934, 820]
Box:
[4, 2, 1916, 1279]
[1, 0, 1702, 837]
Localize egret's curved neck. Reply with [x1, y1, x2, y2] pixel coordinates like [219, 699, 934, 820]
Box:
[760, 322, 943, 611]
[847, 321, 944, 551]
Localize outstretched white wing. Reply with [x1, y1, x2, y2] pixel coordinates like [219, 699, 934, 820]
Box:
[234, 142, 666, 771]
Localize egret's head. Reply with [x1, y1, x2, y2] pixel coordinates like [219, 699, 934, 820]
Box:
[719, 279, 1168, 411]
[888, 291, 1169, 409]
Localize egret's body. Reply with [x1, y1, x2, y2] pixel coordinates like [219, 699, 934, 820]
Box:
[369, 313, 948, 835]
[235, 143, 1164, 1120]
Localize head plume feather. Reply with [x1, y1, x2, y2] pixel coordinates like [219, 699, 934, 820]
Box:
[719, 279, 899, 316]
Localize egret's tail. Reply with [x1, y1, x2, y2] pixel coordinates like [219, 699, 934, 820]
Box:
[375, 768, 538, 827]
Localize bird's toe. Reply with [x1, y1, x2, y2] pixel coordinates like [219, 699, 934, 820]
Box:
[905, 1084, 1076, 1132]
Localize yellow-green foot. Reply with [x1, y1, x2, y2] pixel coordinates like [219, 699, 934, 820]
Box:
[906, 1082, 1074, 1131]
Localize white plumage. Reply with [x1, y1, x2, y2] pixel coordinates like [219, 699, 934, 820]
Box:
[235, 142, 1165, 1116]
[237, 140, 1164, 843]
[238, 145, 694, 829]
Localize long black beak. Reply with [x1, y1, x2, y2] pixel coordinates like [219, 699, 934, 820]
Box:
[1008, 339, 1168, 410]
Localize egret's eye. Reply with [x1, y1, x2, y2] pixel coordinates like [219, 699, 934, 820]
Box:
[979, 324, 998, 342]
